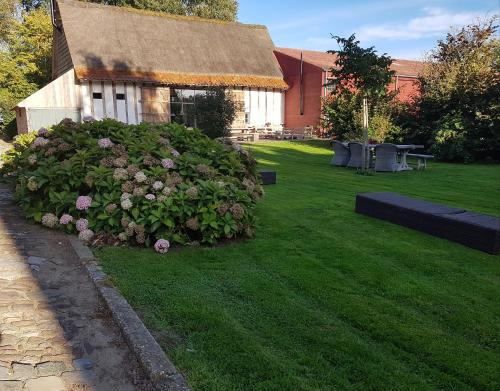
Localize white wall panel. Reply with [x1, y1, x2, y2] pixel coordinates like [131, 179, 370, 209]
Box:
[125, 84, 137, 124]
[103, 82, 115, 119]
[245, 88, 285, 127]
[91, 82, 104, 120]
[266, 90, 274, 125]
[17, 69, 79, 110]
[281, 92, 285, 125]
[273, 91, 284, 126]
[243, 88, 250, 112]
[115, 83, 127, 123]
[81, 81, 92, 118]
[258, 89, 266, 126]
[249, 89, 259, 126]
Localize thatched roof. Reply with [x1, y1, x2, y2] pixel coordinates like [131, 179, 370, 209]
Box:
[56, 0, 287, 89]
[275, 47, 424, 77]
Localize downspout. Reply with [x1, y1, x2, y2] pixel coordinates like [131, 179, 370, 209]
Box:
[50, 0, 59, 30]
[299, 51, 304, 115]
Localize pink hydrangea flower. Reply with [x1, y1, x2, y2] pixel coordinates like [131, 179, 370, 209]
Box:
[32, 137, 49, 148]
[75, 218, 89, 232]
[170, 148, 180, 157]
[154, 239, 170, 254]
[59, 214, 73, 225]
[145, 193, 156, 201]
[98, 138, 114, 149]
[161, 158, 175, 169]
[37, 127, 48, 136]
[76, 196, 92, 210]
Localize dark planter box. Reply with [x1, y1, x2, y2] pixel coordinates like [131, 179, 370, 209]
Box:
[355, 192, 500, 254]
[260, 170, 276, 185]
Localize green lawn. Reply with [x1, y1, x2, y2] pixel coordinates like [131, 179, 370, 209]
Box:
[98, 141, 500, 391]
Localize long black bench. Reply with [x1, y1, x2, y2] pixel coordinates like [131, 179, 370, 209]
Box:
[355, 192, 500, 254]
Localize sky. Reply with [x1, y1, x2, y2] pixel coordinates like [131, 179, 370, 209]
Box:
[238, 0, 499, 60]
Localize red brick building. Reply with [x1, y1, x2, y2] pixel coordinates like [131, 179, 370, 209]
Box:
[274, 48, 424, 129]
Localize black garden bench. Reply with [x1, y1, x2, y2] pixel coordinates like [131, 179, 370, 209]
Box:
[355, 192, 500, 254]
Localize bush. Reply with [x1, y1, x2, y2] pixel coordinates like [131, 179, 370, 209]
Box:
[194, 88, 238, 139]
[430, 112, 472, 162]
[414, 18, 500, 162]
[322, 90, 401, 142]
[0, 119, 263, 252]
[321, 90, 361, 140]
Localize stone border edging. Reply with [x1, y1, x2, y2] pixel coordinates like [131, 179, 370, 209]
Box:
[69, 238, 192, 391]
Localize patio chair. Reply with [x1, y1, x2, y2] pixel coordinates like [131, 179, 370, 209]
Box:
[347, 142, 373, 168]
[330, 141, 350, 166]
[374, 143, 399, 172]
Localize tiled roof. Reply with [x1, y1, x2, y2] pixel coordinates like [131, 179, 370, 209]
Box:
[275, 47, 424, 77]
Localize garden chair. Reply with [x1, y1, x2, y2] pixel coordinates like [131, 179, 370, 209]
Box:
[330, 141, 350, 166]
[347, 142, 373, 168]
[374, 143, 399, 172]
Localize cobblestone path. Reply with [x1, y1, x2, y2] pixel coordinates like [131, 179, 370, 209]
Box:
[0, 184, 151, 391]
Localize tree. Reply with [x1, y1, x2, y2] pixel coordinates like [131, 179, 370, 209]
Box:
[321, 89, 400, 143]
[417, 17, 499, 162]
[194, 88, 238, 138]
[92, 0, 238, 21]
[325, 34, 394, 171]
[0, 5, 52, 138]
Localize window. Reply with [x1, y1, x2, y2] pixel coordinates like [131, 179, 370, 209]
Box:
[116, 93, 125, 100]
[170, 89, 207, 128]
[92, 92, 102, 99]
[324, 78, 335, 95]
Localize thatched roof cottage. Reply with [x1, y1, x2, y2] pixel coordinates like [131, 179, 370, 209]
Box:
[15, 0, 287, 132]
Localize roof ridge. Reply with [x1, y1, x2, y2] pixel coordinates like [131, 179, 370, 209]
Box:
[59, 0, 267, 29]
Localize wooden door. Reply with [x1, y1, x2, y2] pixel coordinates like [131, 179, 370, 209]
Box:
[141, 86, 170, 123]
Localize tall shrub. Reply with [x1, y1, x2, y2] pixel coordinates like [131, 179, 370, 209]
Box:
[322, 90, 400, 143]
[322, 34, 397, 153]
[0, 5, 52, 139]
[194, 88, 238, 139]
[417, 18, 500, 162]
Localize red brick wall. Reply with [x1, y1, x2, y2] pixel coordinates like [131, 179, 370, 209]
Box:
[275, 52, 421, 129]
[390, 76, 420, 103]
[275, 52, 324, 129]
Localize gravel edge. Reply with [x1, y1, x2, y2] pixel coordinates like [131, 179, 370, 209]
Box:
[69, 238, 192, 391]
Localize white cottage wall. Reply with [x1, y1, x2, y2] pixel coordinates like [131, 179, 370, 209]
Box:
[243, 88, 284, 128]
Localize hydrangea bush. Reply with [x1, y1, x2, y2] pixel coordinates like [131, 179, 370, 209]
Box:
[0, 119, 263, 252]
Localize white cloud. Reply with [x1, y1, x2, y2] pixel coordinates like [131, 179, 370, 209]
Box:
[357, 7, 488, 41]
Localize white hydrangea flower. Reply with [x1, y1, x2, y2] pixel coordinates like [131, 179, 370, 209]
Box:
[78, 229, 94, 242]
[134, 171, 147, 183]
[121, 198, 133, 210]
[120, 192, 132, 202]
[152, 181, 164, 191]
